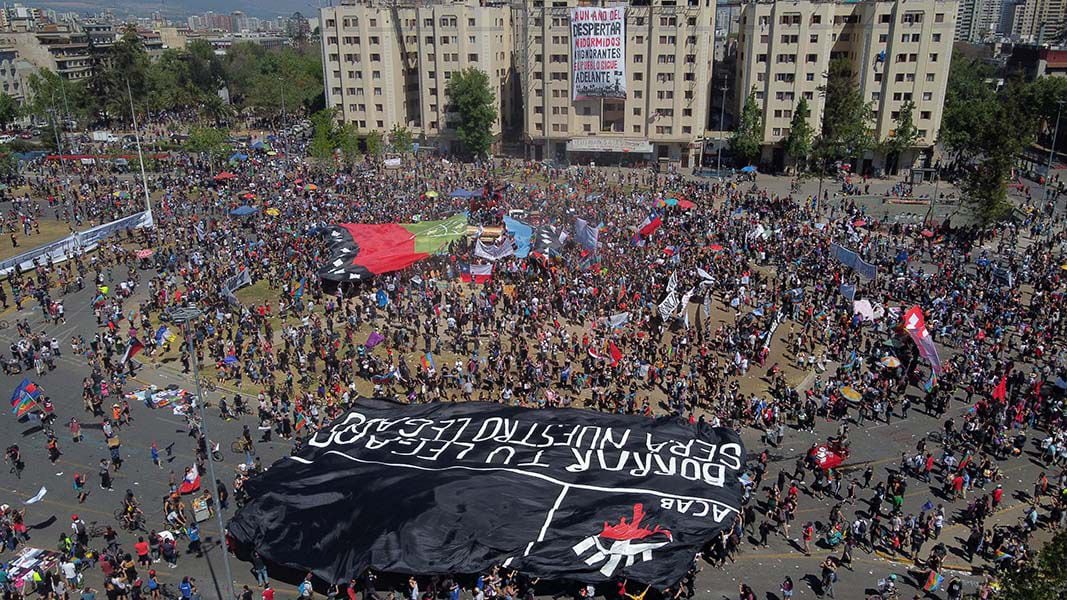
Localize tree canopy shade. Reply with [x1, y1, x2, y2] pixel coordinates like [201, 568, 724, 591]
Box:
[939, 50, 1044, 223]
[998, 530, 1067, 600]
[814, 58, 873, 169]
[222, 43, 323, 116]
[730, 89, 764, 166]
[446, 68, 497, 158]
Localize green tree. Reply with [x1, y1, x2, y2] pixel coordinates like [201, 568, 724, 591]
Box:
[0, 94, 18, 129]
[91, 28, 152, 123]
[24, 70, 90, 126]
[308, 108, 336, 162]
[815, 58, 873, 171]
[881, 100, 920, 173]
[730, 89, 764, 166]
[446, 68, 497, 158]
[331, 122, 361, 163]
[940, 51, 997, 163]
[364, 131, 384, 157]
[185, 126, 232, 167]
[783, 98, 814, 171]
[999, 530, 1067, 599]
[390, 123, 413, 153]
[226, 45, 323, 117]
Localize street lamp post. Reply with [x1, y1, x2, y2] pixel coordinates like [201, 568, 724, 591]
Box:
[716, 77, 728, 175]
[1044, 99, 1065, 205]
[168, 306, 237, 600]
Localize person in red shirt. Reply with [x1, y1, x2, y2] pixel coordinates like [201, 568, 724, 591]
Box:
[261, 584, 274, 600]
[992, 484, 1004, 508]
[134, 536, 151, 567]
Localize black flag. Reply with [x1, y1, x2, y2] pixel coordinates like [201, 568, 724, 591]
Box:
[227, 400, 744, 587]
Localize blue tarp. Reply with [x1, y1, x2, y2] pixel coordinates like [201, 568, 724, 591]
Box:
[230, 205, 258, 216]
[740, 165, 758, 174]
[450, 188, 483, 199]
[230, 153, 249, 162]
[503, 216, 532, 258]
[250, 141, 266, 150]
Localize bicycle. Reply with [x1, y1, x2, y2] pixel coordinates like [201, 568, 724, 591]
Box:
[114, 507, 145, 532]
[0, 319, 9, 330]
[231, 438, 256, 456]
[86, 521, 109, 538]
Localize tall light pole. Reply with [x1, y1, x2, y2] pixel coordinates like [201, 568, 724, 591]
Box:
[126, 79, 154, 222]
[716, 75, 728, 175]
[169, 306, 236, 600]
[1044, 99, 1065, 205]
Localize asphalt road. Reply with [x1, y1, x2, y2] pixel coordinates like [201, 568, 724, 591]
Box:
[0, 172, 1058, 600]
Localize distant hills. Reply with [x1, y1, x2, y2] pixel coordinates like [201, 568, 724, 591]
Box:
[50, 0, 319, 20]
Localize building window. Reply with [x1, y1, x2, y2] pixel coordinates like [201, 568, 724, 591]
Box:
[810, 34, 818, 43]
[634, 54, 643, 63]
[920, 111, 931, 119]
[633, 107, 642, 116]
[879, 14, 891, 23]
[922, 91, 932, 101]
[810, 14, 821, 24]
[468, 53, 478, 61]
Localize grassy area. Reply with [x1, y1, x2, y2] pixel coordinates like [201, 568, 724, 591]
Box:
[0, 220, 75, 262]
[234, 280, 276, 305]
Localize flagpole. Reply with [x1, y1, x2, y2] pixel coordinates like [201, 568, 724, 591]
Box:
[126, 79, 154, 223]
[169, 306, 237, 600]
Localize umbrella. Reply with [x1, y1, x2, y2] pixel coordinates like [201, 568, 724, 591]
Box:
[113, 190, 131, 199]
[840, 385, 862, 402]
[135, 249, 154, 259]
[1061, 263, 1067, 271]
[677, 199, 696, 210]
[852, 219, 867, 227]
[664, 197, 679, 207]
[306, 184, 318, 191]
[214, 171, 236, 181]
[740, 165, 758, 174]
[229, 153, 249, 162]
[240, 192, 256, 200]
[426, 190, 439, 198]
[265, 208, 280, 216]
[880, 356, 901, 368]
[230, 205, 258, 217]
[266, 151, 277, 156]
[707, 243, 724, 252]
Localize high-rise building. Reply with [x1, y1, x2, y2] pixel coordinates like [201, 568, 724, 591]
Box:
[1010, 0, 1066, 42]
[735, 0, 956, 172]
[955, 0, 1005, 41]
[320, 0, 516, 153]
[519, 0, 715, 166]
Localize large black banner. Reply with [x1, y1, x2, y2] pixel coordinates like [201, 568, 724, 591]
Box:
[227, 400, 745, 587]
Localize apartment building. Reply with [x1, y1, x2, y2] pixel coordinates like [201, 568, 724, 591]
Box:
[320, 0, 516, 153]
[520, 0, 715, 166]
[736, 0, 956, 173]
[955, 0, 1009, 41]
[5, 26, 93, 81]
[1010, 0, 1066, 42]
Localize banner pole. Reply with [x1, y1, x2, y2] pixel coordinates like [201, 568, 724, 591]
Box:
[126, 79, 154, 224]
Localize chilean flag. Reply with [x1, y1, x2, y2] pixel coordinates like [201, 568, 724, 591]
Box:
[638, 214, 662, 238]
[460, 263, 493, 283]
[120, 337, 145, 365]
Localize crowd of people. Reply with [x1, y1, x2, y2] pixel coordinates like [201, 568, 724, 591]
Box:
[0, 122, 1063, 600]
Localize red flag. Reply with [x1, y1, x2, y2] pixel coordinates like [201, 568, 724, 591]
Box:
[608, 341, 623, 366]
[992, 375, 1008, 402]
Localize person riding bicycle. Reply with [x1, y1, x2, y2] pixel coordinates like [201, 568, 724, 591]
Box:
[233, 394, 246, 415]
[241, 425, 253, 447]
[122, 490, 143, 529]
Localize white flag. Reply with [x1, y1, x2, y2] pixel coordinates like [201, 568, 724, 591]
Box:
[475, 238, 515, 262]
[24, 486, 46, 504]
[696, 267, 716, 285]
[667, 271, 678, 294]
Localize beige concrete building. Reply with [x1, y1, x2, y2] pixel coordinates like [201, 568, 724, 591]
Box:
[735, 0, 956, 173]
[520, 0, 715, 167]
[4, 27, 92, 81]
[1010, 0, 1066, 43]
[320, 0, 516, 153]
